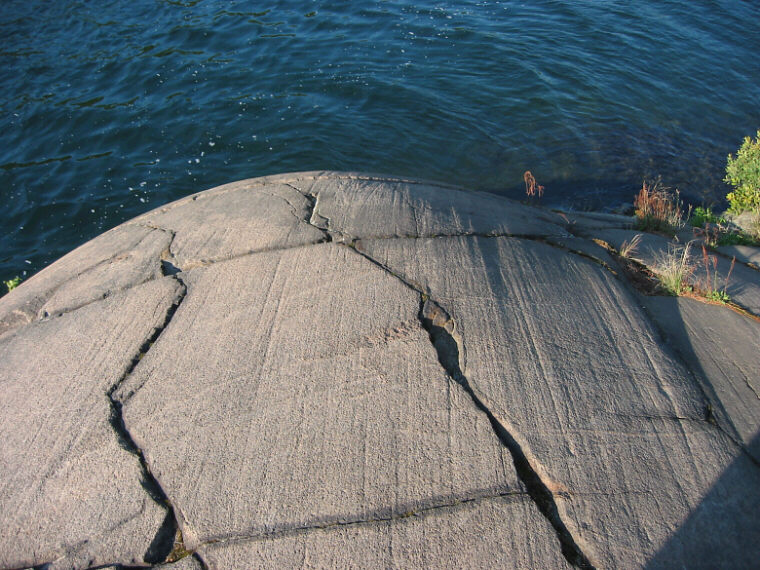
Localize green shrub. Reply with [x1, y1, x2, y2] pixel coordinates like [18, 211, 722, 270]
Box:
[690, 206, 725, 228]
[3, 276, 21, 293]
[716, 231, 760, 247]
[725, 130, 760, 214]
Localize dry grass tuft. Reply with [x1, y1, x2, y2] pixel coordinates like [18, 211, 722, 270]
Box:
[619, 234, 643, 259]
[653, 242, 694, 295]
[634, 180, 687, 235]
[524, 170, 544, 198]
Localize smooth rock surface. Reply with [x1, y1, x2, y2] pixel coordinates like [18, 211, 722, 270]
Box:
[0, 224, 169, 338]
[1, 172, 758, 569]
[640, 295, 760, 462]
[118, 244, 522, 548]
[198, 495, 570, 569]
[0, 278, 182, 569]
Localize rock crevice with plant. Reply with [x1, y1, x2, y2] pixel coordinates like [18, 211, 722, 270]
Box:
[590, 131, 760, 313]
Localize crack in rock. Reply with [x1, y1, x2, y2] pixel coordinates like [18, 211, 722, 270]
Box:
[4, 226, 180, 339]
[29, 237, 336, 310]
[284, 182, 338, 242]
[350, 238, 754, 482]
[195, 553, 211, 570]
[161, 259, 182, 276]
[120, 173, 468, 223]
[72, 229, 602, 296]
[104, 273, 189, 566]
[10, 227, 170, 330]
[539, 237, 620, 276]
[304, 192, 332, 235]
[194, 489, 526, 552]
[418, 299, 595, 569]
[258, 189, 330, 240]
[152, 226, 181, 277]
[341, 244, 594, 568]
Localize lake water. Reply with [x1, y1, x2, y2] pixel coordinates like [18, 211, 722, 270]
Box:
[1, 0, 758, 280]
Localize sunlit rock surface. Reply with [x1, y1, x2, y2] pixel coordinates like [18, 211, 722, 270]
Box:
[1, 172, 758, 569]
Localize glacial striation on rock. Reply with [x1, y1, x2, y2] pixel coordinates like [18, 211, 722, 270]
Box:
[1, 171, 758, 569]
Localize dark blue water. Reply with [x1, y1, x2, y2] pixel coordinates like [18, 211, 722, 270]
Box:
[1, 0, 759, 281]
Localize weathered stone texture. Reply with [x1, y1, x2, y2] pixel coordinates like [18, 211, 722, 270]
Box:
[118, 244, 533, 551]
[197, 495, 570, 569]
[717, 243, 760, 268]
[358, 235, 760, 567]
[1, 172, 758, 569]
[292, 175, 566, 239]
[127, 180, 325, 269]
[0, 278, 182, 569]
[0, 224, 169, 338]
[562, 211, 635, 232]
[641, 295, 760, 462]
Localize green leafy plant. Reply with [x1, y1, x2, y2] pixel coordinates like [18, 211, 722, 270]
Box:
[715, 231, 760, 247]
[634, 179, 687, 235]
[706, 290, 731, 303]
[3, 276, 21, 293]
[725, 130, 760, 214]
[692, 222, 760, 248]
[690, 206, 760, 247]
[690, 206, 726, 228]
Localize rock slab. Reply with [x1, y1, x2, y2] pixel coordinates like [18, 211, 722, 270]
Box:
[1, 171, 758, 569]
[0, 278, 182, 569]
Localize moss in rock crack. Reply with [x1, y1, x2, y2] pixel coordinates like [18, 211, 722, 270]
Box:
[165, 528, 192, 563]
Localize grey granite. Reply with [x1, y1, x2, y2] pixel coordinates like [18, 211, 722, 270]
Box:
[0, 278, 182, 569]
[1, 172, 758, 569]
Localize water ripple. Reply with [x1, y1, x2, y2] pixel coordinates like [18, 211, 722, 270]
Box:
[1, 0, 759, 279]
